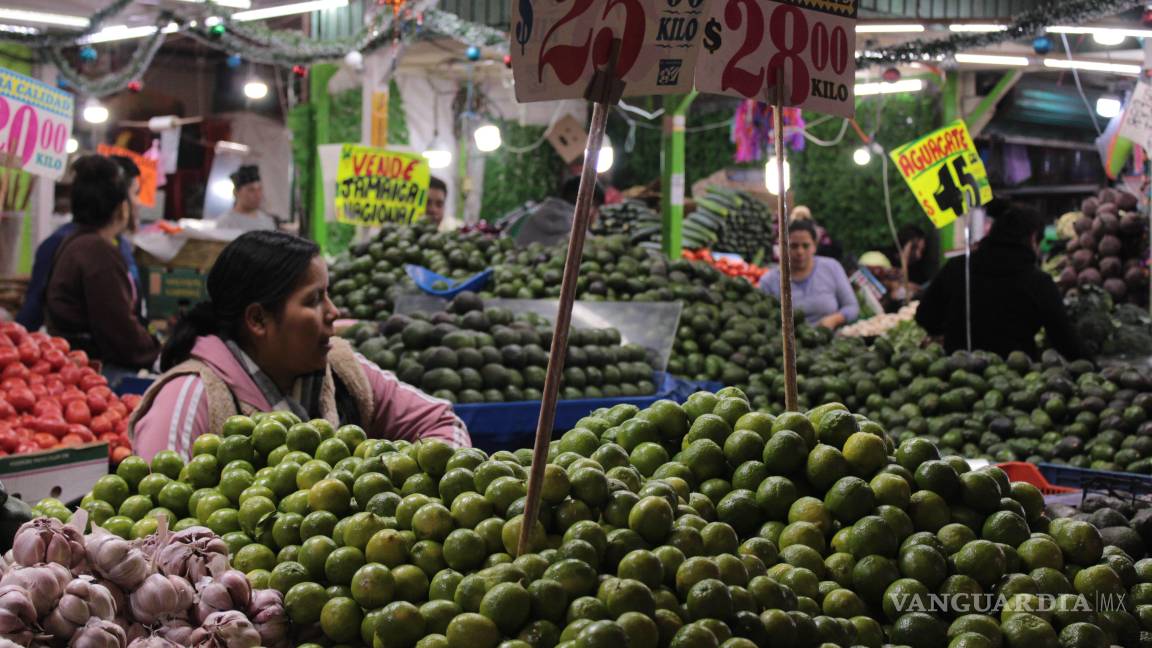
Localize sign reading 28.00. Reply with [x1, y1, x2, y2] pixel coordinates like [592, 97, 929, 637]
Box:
[694, 0, 857, 118]
[511, 0, 715, 103]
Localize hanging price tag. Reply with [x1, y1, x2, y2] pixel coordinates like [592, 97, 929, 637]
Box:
[889, 120, 993, 229]
[0, 68, 73, 180]
[693, 0, 857, 118]
[510, 0, 716, 103]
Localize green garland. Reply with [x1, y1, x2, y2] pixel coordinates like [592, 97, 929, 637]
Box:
[46, 18, 168, 97]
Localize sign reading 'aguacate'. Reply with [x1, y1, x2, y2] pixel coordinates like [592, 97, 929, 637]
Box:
[889, 120, 992, 228]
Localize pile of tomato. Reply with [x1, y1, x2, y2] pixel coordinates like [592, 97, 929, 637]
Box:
[683, 249, 769, 284]
[0, 323, 138, 465]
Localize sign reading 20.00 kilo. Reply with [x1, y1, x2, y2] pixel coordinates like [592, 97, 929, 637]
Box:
[510, 0, 716, 103]
[693, 0, 857, 118]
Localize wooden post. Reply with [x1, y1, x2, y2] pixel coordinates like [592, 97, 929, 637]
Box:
[517, 43, 625, 557]
[773, 79, 798, 412]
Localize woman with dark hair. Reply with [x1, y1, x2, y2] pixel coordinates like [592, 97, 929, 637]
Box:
[129, 230, 468, 460]
[44, 155, 159, 376]
[916, 199, 1086, 359]
[760, 220, 859, 329]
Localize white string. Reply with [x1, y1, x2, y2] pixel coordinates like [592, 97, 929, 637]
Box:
[502, 102, 566, 154]
[1060, 33, 1103, 136]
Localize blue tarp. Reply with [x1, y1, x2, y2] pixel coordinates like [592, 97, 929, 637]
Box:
[404, 265, 493, 298]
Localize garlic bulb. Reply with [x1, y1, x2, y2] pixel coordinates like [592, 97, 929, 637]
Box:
[246, 589, 288, 648]
[187, 610, 260, 648]
[153, 528, 228, 583]
[128, 575, 193, 625]
[125, 638, 181, 648]
[0, 563, 70, 617]
[0, 584, 37, 639]
[12, 515, 88, 573]
[193, 571, 250, 624]
[68, 618, 126, 648]
[150, 618, 194, 646]
[84, 528, 150, 591]
[44, 577, 117, 642]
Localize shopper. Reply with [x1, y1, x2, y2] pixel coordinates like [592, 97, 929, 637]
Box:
[129, 230, 469, 460]
[217, 165, 277, 231]
[512, 177, 605, 247]
[883, 223, 936, 287]
[760, 220, 859, 329]
[426, 176, 448, 229]
[44, 155, 160, 380]
[790, 205, 844, 263]
[19, 155, 143, 330]
[916, 200, 1086, 360]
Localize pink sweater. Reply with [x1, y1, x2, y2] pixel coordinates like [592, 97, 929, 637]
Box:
[132, 336, 469, 460]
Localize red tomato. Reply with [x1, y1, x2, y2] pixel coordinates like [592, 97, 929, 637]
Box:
[44, 380, 63, 396]
[41, 350, 65, 370]
[89, 415, 112, 435]
[106, 402, 127, 419]
[86, 392, 108, 415]
[110, 446, 131, 464]
[2, 364, 29, 380]
[32, 432, 56, 449]
[28, 384, 46, 399]
[2, 323, 27, 346]
[0, 431, 19, 452]
[32, 401, 61, 419]
[121, 394, 141, 411]
[0, 399, 14, 419]
[58, 434, 83, 446]
[114, 419, 127, 435]
[17, 344, 40, 366]
[29, 361, 50, 375]
[65, 401, 91, 426]
[8, 387, 34, 412]
[79, 373, 106, 392]
[0, 347, 19, 368]
[58, 366, 81, 386]
[67, 351, 89, 368]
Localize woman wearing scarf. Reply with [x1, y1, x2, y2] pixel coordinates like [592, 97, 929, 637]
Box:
[129, 231, 468, 460]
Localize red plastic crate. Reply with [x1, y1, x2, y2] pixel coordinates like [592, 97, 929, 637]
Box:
[997, 462, 1080, 495]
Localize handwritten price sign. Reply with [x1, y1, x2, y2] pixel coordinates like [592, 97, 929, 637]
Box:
[694, 0, 857, 118]
[0, 68, 73, 180]
[511, 0, 716, 103]
[889, 121, 992, 229]
[335, 145, 430, 227]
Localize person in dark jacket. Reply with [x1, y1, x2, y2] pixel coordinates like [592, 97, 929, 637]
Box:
[915, 200, 1086, 360]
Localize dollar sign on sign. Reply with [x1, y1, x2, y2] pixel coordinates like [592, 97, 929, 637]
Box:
[514, 0, 534, 55]
[703, 18, 722, 54]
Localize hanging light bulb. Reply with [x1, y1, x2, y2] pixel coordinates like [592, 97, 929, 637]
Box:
[65, 138, 79, 154]
[243, 78, 268, 99]
[1092, 31, 1126, 46]
[1096, 96, 1122, 118]
[474, 123, 502, 152]
[765, 156, 790, 195]
[82, 99, 108, 124]
[423, 145, 453, 169]
[852, 146, 872, 165]
[596, 138, 614, 173]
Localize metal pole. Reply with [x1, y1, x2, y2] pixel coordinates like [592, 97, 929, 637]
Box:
[774, 80, 798, 411]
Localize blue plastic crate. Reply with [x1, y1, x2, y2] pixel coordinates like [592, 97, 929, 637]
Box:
[1038, 462, 1152, 493]
[404, 264, 493, 298]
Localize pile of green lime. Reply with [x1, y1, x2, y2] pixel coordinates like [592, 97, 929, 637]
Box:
[65, 389, 1149, 648]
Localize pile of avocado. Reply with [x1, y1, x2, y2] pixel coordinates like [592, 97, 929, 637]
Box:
[329, 223, 828, 397]
[343, 293, 657, 404]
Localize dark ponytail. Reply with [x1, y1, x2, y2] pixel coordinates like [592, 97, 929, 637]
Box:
[70, 155, 128, 227]
[160, 231, 321, 370]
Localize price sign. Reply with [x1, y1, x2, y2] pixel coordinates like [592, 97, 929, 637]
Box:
[889, 120, 992, 229]
[334, 144, 430, 226]
[97, 144, 159, 208]
[693, 0, 857, 117]
[1119, 81, 1152, 154]
[510, 0, 716, 103]
[0, 68, 73, 180]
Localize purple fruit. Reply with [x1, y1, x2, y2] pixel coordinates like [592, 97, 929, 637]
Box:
[1104, 277, 1128, 299]
[1097, 201, 1118, 216]
[1121, 213, 1143, 236]
[1079, 232, 1097, 251]
[1079, 268, 1103, 286]
[1059, 266, 1079, 288]
[1082, 197, 1099, 217]
[1126, 265, 1148, 289]
[1095, 212, 1119, 236]
[1098, 234, 1122, 257]
[1099, 188, 1118, 205]
[1118, 191, 1139, 210]
[1073, 215, 1094, 235]
[1071, 249, 1094, 270]
[1100, 256, 1122, 278]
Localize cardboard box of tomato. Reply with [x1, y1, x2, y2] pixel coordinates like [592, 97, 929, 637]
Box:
[0, 442, 110, 504]
[0, 323, 138, 466]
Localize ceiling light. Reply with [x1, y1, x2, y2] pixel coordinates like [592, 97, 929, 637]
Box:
[65, 138, 78, 154]
[1093, 31, 1126, 46]
[211, 178, 235, 199]
[474, 124, 502, 152]
[215, 141, 251, 154]
[82, 100, 108, 124]
[1096, 96, 1122, 118]
[1049, 25, 1152, 39]
[853, 147, 872, 165]
[422, 148, 452, 170]
[243, 80, 268, 99]
[954, 53, 1029, 66]
[80, 23, 179, 44]
[1042, 58, 1141, 75]
[231, 0, 349, 22]
[854, 79, 924, 96]
[204, 16, 223, 26]
[597, 140, 614, 174]
[948, 24, 1007, 32]
[0, 8, 87, 28]
[175, 0, 250, 7]
[765, 157, 791, 195]
[856, 23, 924, 33]
[0, 24, 36, 34]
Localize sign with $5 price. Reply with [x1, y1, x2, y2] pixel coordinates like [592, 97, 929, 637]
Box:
[889, 120, 992, 229]
[693, 0, 857, 118]
[510, 0, 716, 102]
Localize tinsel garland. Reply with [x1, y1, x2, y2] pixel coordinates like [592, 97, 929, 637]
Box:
[856, 0, 1144, 68]
[422, 10, 508, 52]
[0, 0, 134, 46]
[46, 19, 168, 97]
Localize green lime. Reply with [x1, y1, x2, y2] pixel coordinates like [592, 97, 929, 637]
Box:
[301, 510, 339, 540]
[115, 456, 149, 490]
[192, 433, 222, 457]
[206, 508, 241, 536]
[102, 515, 134, 539]
[316, 437, 352, 467]
[351, 562, 395, 608]
[223, 414, 257, 437]
[309, 478, 352, 516]
[130, 517, 159, 539]
[287, 423, 322, 455]
[238, 495, 277, 537]
[376, 601, 426, 648]
[269, 561, 311, 593]
[320, 596, 363, 643]
[447, 612, 500, 648]
[285, 581, 329, 625]
[336, 424, 367, 454]
[299, 535, 339, 580]
[233, 542, 277, 572]
[216, 434, 255, 467]
[325, 546, 367, 586]
[92, 475, 131, 509]
[118, 495, 153, 521]
[150, 450, 184, 480]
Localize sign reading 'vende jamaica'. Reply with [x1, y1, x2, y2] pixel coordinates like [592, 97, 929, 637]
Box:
[335, 144, 430, 226]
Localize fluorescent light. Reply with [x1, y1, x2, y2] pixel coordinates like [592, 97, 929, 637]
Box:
[231, 0, 349, 22]
[854, 79, 924, 96]
[204, 16, 223, 27]
[853, 147, 872, 165]
[0, 24, 36, 34]
[1049, 26, 1152, 39]
[1097, 96, 1122, 118]
[1042, 58, 1141, 75]
[765, 157, 790, 195]
[856, 23, 924, 33]
[243, 80, 269, 99]
[1093, 31, 1126, 46]
[215, 141, 251, 154]
[80, 23, 179, 44]
[65, 138, 78, 154]
[474, 124, 502, 152]
[422, 148, 452, 169]
[176, 0, 250, 7]
[82, 100, 108, 125]
[0, 8, 87, 28]
[949, 24, 1007, 32]
[955, 53, 1029, 66]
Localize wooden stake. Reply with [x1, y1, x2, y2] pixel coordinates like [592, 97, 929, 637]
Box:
[774, 78, 798, 412]
[517, 43, 624, 557]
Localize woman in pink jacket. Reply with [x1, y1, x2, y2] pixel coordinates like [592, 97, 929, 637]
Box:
[130, 231, 468, 460]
